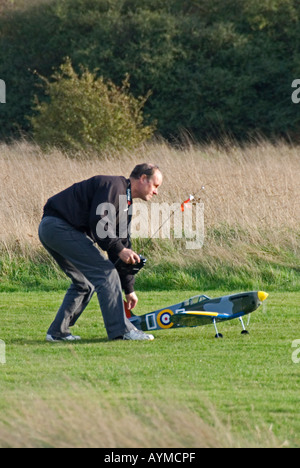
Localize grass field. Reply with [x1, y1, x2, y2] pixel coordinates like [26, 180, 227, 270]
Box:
[0, 140, 299, 447]
[0, 289, 299, 448]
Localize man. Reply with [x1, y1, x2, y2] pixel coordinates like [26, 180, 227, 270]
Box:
[38, 163, 163, 342]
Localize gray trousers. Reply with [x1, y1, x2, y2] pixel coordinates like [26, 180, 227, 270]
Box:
[38, 216, 135, 340]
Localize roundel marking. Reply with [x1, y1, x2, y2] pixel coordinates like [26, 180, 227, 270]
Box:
[157, 309, 174, 329]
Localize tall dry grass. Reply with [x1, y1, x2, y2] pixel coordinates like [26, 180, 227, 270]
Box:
[0, 139, 299, 256]
[0, 391, 284, 448]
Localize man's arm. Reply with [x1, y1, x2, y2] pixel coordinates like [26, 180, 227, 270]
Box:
[89, 176, 139, 297]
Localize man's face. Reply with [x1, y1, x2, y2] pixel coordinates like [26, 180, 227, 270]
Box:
[138, 170, 163, 201]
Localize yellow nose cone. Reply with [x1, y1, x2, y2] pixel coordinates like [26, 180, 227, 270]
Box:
[258, 291, 269, 302]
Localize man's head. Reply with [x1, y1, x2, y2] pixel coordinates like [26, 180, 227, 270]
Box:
[130, 163, 163, 201]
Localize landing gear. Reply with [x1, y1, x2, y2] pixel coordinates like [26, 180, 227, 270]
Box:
[239, 317, 249, 335]
[213, 319, 223, 339]
[212, 317, 249, 338]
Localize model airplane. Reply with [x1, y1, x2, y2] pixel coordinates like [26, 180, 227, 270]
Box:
[125, 291, 269, 338]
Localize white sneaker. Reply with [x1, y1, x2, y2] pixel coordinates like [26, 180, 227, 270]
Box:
[46, 334, 81, 342]
[123, 329, 154, 341]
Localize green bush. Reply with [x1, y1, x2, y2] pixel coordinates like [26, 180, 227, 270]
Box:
[30, 58, 154, 153]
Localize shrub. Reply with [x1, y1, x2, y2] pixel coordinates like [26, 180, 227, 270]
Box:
[30, 58, 155, 153]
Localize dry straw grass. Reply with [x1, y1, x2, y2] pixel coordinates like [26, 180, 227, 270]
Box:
[0, 392, 283, 448]
[0, 139, 299, 265]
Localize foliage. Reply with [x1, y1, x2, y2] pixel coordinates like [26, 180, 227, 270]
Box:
[1, 0, 300, 142]
[29, 58, 154, 153]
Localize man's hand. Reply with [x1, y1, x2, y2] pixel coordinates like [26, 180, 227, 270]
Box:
[118, 248, 140, 265]
[126, 292, 138, 310]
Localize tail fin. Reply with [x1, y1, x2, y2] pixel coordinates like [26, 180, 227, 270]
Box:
[124, 300, 134, 318]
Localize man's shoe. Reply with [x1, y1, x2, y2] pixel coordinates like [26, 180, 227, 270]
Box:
[123, 329, 154, 341]
[46, 334, 81, 342]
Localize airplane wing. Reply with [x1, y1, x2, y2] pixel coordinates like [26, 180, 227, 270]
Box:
[170, 311, 231, 328]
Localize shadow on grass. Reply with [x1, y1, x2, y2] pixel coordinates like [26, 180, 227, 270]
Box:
[8, 337, 109, 346]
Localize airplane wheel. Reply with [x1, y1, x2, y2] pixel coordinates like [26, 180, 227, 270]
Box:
[215, 333, 223, 339]
[241, 330, 249, 335]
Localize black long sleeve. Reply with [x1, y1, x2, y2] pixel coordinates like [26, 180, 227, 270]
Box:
[43, 175, 135, 294]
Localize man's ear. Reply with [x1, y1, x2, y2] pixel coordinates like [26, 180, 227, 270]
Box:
[140, 174, 148, 184]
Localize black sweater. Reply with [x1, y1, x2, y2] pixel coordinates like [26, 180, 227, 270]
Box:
[43, 175, 135, 294]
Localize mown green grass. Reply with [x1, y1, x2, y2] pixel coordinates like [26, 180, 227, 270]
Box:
[0, 289, 299, 447]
